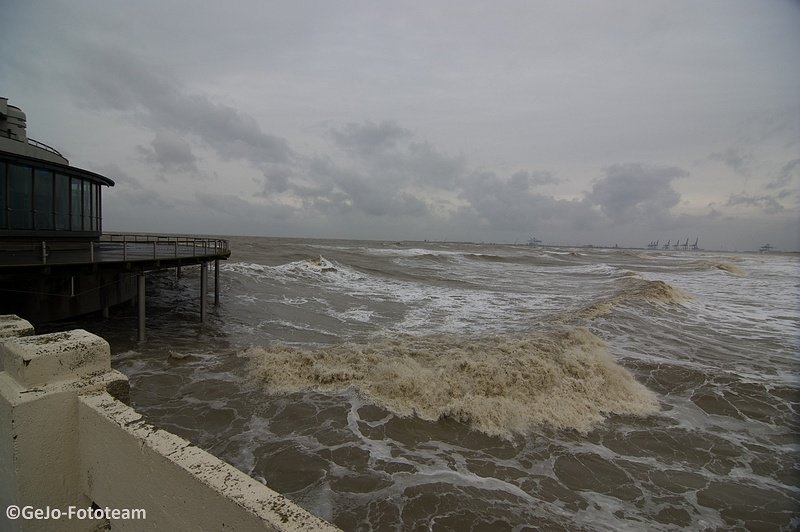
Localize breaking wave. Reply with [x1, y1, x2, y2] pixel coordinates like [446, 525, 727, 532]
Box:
[552, 277, 691, 322]
[223, 257, 355, 283]
[618, 277, 691, 304]
[693, 260, 744, 275]
[242, 328, 658, 438]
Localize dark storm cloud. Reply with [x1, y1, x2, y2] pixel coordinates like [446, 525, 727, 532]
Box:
[303, 154, 432, 218]
[71, 45, 292, 167]
[587, 163, 687, 224]
[327, 121, 465, 187]
[136, 131, 199, 174]
[459, 170, 598, 232]
[253, 121, 466, 219]
[382, 141, 465, 188]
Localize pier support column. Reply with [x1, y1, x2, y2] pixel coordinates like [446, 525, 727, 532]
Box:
[176, 266, 181, 279]
[200, 262, 208, 323]
[214, 259, 220, 306]
[137, 273, 146, 342]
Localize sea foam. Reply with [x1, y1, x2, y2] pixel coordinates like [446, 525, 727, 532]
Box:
[242, 328, 658, 438]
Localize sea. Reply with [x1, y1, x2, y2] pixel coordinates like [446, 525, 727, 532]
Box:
[49, 236, 799, 531]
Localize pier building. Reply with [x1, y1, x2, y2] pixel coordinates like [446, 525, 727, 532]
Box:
[0, 97, 230, 338]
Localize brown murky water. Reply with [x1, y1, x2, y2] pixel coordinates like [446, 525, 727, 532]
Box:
[51, 237, 799, 530]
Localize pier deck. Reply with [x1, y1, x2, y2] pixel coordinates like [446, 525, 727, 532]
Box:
[0, 233, 229, 271]
[0, 233, 231, 339]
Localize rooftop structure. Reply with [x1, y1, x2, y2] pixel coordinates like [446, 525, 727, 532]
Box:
[1, 97, 113, 239]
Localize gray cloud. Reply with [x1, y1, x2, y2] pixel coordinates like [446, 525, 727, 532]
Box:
[306, 155, 433, 218]
[136, 131, 199, 174]
[2, 1, 798, 249]
[726, 192, 786, 214]
[327, 121, 465, 188]
[71, 45, 293, 167]
[766, 158, 800, 190]
[329, 121, 412, 158]
[709, 148, 752, 176]
[587, 164, 687, 224]
[194, 192, 294, 220]
[459, 170, 599, 233]
[252, 121, 466, 219]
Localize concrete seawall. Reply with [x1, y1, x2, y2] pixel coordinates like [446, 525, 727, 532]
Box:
[0, 315, 339, 531]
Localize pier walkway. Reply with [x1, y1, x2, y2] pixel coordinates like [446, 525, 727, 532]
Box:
[0, 233, 231, 340]
[0, 233, 229, 269]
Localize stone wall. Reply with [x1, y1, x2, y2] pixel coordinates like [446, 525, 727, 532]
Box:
[0, 315, 338, 531]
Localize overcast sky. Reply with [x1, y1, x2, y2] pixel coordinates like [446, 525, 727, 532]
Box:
[2, 1, 798, 250]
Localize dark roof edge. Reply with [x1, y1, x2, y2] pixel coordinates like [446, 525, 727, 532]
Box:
[0, 149, 115, 187]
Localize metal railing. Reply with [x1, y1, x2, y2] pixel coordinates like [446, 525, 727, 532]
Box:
[0, 233, 230, 267]
[27, 137, 65, 159]
[0, 131, 66, 159]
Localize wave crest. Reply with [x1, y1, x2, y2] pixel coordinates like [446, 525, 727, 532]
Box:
[242, 328, 658, 438]
[702, 261, 744, 275]
[552, 278, 690, 323]
[620, 278, 691, 304]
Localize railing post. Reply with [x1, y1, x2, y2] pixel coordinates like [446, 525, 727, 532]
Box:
[138, 273, 146, 342]
[90, 241, 95, 263]
[153, 241, 157, 259]
[200, 261, 207, 323]
[41, 241, 47, 264]
[214, 259, 220, 306]
[123, 235, 127, 261]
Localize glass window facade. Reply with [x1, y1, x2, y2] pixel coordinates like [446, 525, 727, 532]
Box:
[90, 184, 98, 231]
[70, 177, 82, 231]
[55, 173, 69, 230]
[0, 159, 106, 234]
[35, 168, 54, 230]
[0, 163, 6, 228]
[9, 164, 33, 229]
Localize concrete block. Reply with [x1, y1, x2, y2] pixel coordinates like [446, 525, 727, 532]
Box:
[1, 325, 333, 531]
[0, 327, 128, 532]
[0, 315, 34, 338]
[0, 329, 110, 387]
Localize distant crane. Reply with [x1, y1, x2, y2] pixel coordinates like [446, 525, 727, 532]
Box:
[690, 237, 699, 251]
[647, 240, 659, 249]
[759, 243, 773, 253]
[673, 239, 681, 250]
[527, 236, 542, 246]
[681, 238, 689, 250]
[663, 240, 671, 250]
